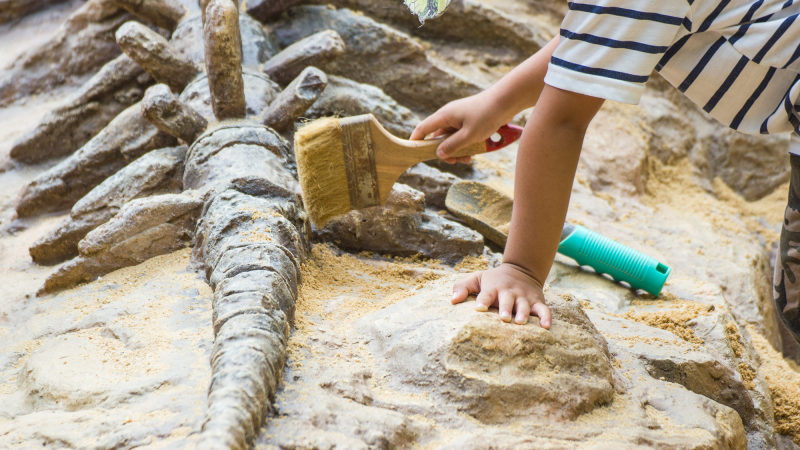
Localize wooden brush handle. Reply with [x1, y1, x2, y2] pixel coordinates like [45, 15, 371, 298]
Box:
[401, 135, 488, 159]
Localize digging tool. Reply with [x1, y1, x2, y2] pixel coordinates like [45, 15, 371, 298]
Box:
[445, 180, 671, 297]
[293, 113, 523, 227]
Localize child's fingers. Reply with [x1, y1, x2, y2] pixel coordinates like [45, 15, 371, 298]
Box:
[411, 115, 454, 141]
[514, 297, 531, 324]
[497, 291, 515, 322]
[531, 302, 552, 329]
[452, 273, 481, 304]
[475, 288, 497, 312]
[436, 128, 471, 159]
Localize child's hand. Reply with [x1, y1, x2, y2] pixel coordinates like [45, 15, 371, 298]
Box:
[451, 263, 551, 328]
[410, 92, 510, 165]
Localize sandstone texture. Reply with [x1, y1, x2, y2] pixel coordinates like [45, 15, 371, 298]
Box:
[30, 145, 187, 264]
[305, 75, 418, 138]
[0, 0, 133, 107]
[318, 184, 484, 264]
[261, 30, 345, 87]
[0, 0, 70, 25]
[272, 6, 482, 114]
[2, 0, 800, 450]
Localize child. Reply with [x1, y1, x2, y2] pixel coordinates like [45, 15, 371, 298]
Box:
[411, 0, 800, 339]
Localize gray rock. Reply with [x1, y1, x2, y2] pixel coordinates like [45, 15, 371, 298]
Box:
[179, 69, 280, 121]
[29, 146, 187, 265]
[183, 123, 294, 190]
[204, 0, 245, 120]
[354, 284, 616, 423]
[0, 0, 134, 107]
[29, 215, 110, 266]
[79, 193, 201, 256]
[202, 312, 288, 450]
[261, 30, 344, 87]
[397, 162, 460, 208]
[267, 394, 428, 450]
[142, 84, 207, 143]
[72, 145, 186, 219]
[0, 0, 70, 24]
[305, 75, 417, 138]
[116, 21, 198, 92]
[591, 313, 757, 431]
[318, 184, 483, 264]
[260, 66, 327, 132]
[639, 95, 696, 165]
[642, 78, 791, 201]
[113, 0, 186, 32]
[778, 434, 800, 450]
[40, 193, 202, 294]
[297, 0, 548, 55]
[705, 131, 790, 201]
[16, 103, 178, 217]
[547, 261, 777, 447]
[191, 172, 310, 450]
[209, 243, 300, 293]
[170, 12, 280, 68]
[272, 6, 481, 114]
[246, 0, 302, 23]
[10, 55, 152, 164]
[194, 186, 309, 275]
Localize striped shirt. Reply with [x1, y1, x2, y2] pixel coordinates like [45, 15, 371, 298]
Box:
[543, 0, 800, 136]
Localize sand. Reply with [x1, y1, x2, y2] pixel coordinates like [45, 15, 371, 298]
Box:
[619, 300, 711, 346]
[644, 158, 785, 248]
[750, 327, 800, 444]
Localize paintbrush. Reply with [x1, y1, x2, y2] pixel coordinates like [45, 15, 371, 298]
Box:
[294, 114, 522, 227]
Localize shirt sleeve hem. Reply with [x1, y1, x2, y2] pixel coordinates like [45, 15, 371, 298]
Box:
[543, 63, 645, 105]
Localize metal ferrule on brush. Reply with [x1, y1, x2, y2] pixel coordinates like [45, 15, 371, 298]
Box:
[340, 115, 381, 209]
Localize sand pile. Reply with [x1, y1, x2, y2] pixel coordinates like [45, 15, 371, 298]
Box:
[750, 328, 800, 444]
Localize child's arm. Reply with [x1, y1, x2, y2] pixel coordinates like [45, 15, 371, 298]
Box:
[412, 38, 604, 327]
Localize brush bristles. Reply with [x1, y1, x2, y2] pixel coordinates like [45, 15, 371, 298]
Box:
[294, 117, 352, 227]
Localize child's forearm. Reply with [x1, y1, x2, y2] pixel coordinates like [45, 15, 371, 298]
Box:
[502, 86, 604, 284]
[484, 36, 560, 123]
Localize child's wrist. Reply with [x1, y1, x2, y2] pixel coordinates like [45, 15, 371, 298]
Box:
[483, 84, 531, 122]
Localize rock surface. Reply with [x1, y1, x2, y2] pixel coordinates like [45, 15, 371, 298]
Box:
[16, 102, 177, 217]
[398, 162, 460, 208]
[9, 54, 151, 164]
[143, 84, 208, 143]
[260, 66, 326, 132]
[272, 6, 482, 114]
[357, 284, 616, 423]
[3, 0, 800, 449]
[0, 0, 70, 25]
[41, 193, 201, 294]
[0, 0, 133, 107]
[305, 75, 418, 138]
[116, 20, 197, 92]
[261, 30, 345, 87]
[260, 269, 749, 449]
[179, 69, 280, 121]
[0, 250, 215, 450]
[30, 145, 186, 265]
[318, 184, 484, 264]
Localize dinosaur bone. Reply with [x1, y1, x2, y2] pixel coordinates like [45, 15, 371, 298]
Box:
[261, 66, 327, 132]
[261, 30, 345, 87]
[204, 0, 245, 120]
[143, 84, 208, 143]
[113, 0, 186, 31]
[116, 21, 198, 92]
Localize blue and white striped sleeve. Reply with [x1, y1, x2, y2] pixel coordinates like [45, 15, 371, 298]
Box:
[544, 1, 691, 104]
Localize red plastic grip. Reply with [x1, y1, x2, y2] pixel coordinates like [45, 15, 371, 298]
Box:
[485, 124, 523, 152]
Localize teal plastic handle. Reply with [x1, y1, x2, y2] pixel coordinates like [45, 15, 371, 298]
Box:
[557, 224, 671, 297]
